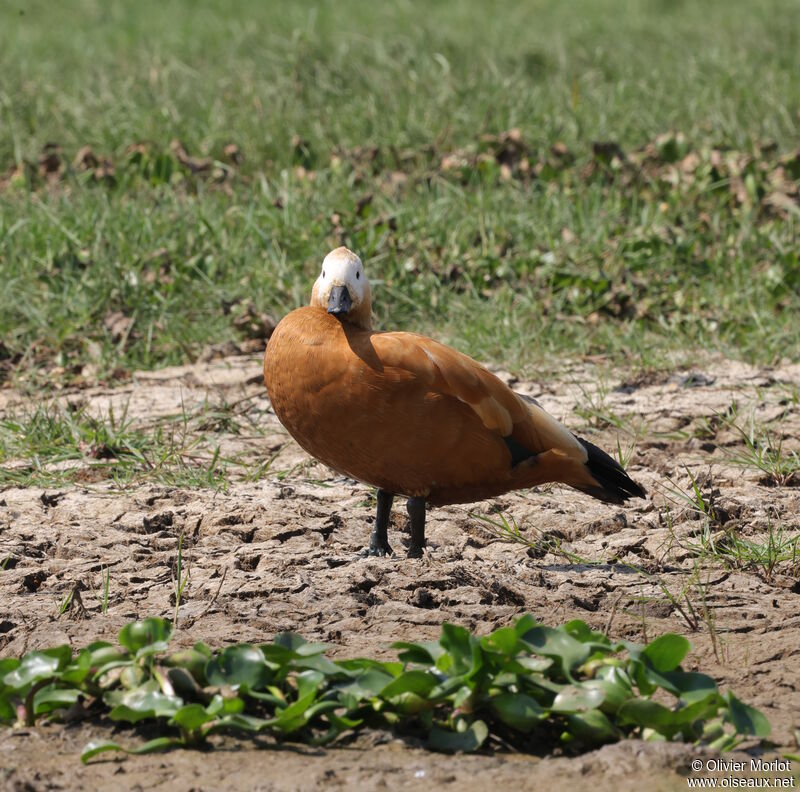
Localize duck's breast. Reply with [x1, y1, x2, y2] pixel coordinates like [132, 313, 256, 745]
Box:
[265, 307, 515, 501]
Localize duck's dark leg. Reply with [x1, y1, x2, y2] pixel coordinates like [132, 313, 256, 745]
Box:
[406, 497, 426, 558]
[366, 489, 395, 556]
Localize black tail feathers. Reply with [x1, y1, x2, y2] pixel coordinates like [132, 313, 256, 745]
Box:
[576, 436, 646, 504]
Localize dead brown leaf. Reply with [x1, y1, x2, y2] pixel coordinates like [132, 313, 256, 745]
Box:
[73, 145, 116, 183]
[232, 303, 277, 341]
[38, 143, 63, 180]
[142, 248, 175, 286]
[223, 143, 243, 166]
[170, 139, 213, 174]
[103, 311, 135, 345]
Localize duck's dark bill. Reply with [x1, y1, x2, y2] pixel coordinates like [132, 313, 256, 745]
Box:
[327, 285, 352, 315]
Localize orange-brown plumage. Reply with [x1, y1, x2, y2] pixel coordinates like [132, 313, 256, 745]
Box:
[264, 247, 645, 556]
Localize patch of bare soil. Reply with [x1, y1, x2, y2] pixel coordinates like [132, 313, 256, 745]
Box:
[1, 355, 799, 790]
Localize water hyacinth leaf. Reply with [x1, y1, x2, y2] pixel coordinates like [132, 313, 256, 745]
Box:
[701, 717, 725, 741]
[295, 669, 324, 699]
[165, 649, 209, 685]
[81, 740, 129, 763]
[709, 732, 741, 753]
[118, 618, 172, 653]
[130, 736, 186, 753]
[379, 670, 437, 700]
[120, 664, 147, 689]
[264, 632, 329, 661]
[670, 696, 723, 729]
[3, 651, 65, 689]
[60, 649, 92, 685]
[452, 685, 473, 709]
[428, 675, 469, 700]
[0, 658, 20, 677]
[170, 703, 214, 731]
[393, 640, 446, 665]
[165, 665, 205, 701]
[628, 659, 658, 696]
[726, 691, 771, 737]
[551, 684, 606, 713]
[212, 712, 270, 732]
[334, 657, 399, 676]
[582, 674, 634, 715]
[386, 691, 430, 715]
[428, 720, 489, 753]
[481, 626, 519, 655]
[519, 626, 590, 678]
[642, 634, 690, 672]
[513, 614, 538, 636]
[43, 645, 74, 669]
[81, 737, 180, 763]
[259, 644, 297, 665]
[563, 620, 611, 648]
[327, 712, 363, 731]
[206, 693, 245, 717]
[490, 692, 546, 732]
[135, 641, 171, 661]
[617, 698, 681, 735]
[565, 709, 620, 745]
[107, 688, 182, 722]
[640, 663, 682, 696]
[490, 671, 518, 688]
[92, 659, 134, 685]
[86, 640, 116, 655]
[292, 641, 329, 658]
[292, 654, 344, 677]
[304, 700, 342, 721]
[271, 689, 319, 732]
[272, 632, 310, 652]
[516, 656, 553, 673]
[193, 642, 213, 658]
[205, 646, 272, 690]
[661, 671, 719, 704]
[439, 623, 479, 676]
[32, 686, 81, 715]
[245, 689, 285, 707]
[338, 668, 395, 700]
[0, 657, 21, 710]
[0, 686, 17, 715]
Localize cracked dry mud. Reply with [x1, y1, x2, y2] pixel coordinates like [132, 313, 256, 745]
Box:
[1, 354, 799, 791]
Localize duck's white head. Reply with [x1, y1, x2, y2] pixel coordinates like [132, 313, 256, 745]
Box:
[310, 247, 372, 329]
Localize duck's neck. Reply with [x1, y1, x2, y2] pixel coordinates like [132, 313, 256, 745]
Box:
[346, 301, 372, 330]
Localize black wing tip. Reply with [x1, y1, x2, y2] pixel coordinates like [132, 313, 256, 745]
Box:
[576, 435, 647, 503]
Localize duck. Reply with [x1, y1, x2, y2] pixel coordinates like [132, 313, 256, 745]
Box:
[264, 247, 645, 558]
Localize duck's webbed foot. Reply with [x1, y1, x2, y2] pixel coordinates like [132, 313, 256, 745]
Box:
[363, 489, 395, 557]
[406, 497, 426, 558]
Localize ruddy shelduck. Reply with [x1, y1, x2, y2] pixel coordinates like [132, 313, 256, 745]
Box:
[264, 247, 645, 557]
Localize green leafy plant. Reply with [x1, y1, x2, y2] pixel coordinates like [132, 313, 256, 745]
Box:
[0, 616, 769, 763]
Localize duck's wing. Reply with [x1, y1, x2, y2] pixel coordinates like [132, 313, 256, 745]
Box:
[370, 331, 645, 504]
[370, 331, 585, 459]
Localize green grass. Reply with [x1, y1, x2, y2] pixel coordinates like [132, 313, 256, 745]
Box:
[0, 0, 799, 385]
[0, 399, 272, 488]
[724, 416, 800, 486]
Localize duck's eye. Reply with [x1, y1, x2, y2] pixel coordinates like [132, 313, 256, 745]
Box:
[356, 271, 360, 279]
[322, 270, 326, 278]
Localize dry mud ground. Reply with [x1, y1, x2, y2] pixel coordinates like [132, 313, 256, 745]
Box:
[1, 354, 799, 791]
